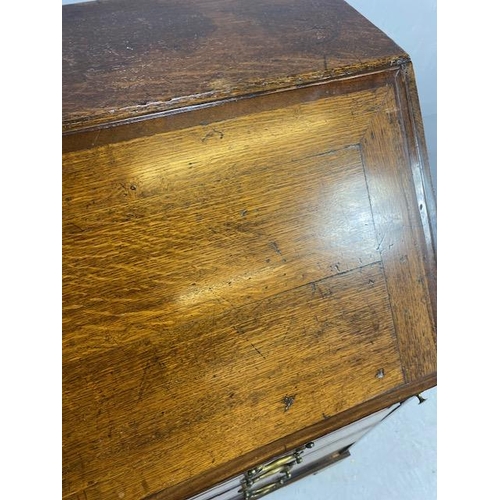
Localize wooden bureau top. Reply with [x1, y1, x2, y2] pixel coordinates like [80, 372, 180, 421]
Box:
[62, 0, 407, 132]
[63, 2, 436, 500]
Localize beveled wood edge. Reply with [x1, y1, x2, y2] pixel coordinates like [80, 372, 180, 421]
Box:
[62, 58, 409, 139]
[392, 64, 437, 323]
[356, 70, 437, 383]
[401, 63, 437, 252]
[62, 67, 397, 155]
[145, 374, 436, 500]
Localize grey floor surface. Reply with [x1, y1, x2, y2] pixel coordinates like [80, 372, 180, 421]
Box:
[267, 388, 437, 500]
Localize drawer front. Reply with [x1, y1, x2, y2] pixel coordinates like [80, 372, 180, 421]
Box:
[190, 403, 399, 500]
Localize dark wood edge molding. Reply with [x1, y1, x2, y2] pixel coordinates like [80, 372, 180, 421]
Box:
[393, 64, 437, 323]
[62, 56, 410, 135]
[145, 374, 436, 500]
[401, 64, 437, 251]
[62, 64, 406, 153]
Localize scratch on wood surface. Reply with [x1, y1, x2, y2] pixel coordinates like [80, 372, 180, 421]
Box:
[376, 234, 385, 251]
[283, 394, 296, 412]
[269, 241, 282, 255]
[90, 129, 101, 148]
[269, 240, 286, 262]
[68, 221, 85, 232]
[201, 128, 224, 142]
[250, 342, 266, 360]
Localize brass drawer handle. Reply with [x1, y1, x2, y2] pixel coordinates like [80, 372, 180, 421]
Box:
[245, 442, 314, 480]
[243, 480, 285, 499]
[242, 463, 293, 488]
[241, 442, 315, 497]
[245, 454, 295, 481]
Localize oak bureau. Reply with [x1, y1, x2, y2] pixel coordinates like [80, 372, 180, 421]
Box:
[62, 1, 437, 499]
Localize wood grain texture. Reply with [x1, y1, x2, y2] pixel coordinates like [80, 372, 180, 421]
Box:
[64, 263, 402, 500]
[62, 0, 408, 132]
[397, 62, 437, 320]
[150, 374, 435, 500]
[62, 2, 436, 499]
[62, 69, 395, 154]
[63, 87, 390, 363]
[360, 70, 437, 382]
[63, 76, 436, 499]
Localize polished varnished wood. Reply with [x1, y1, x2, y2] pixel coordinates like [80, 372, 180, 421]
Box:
[62, 2, 436, 500]
[62, 0, 408, 132]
